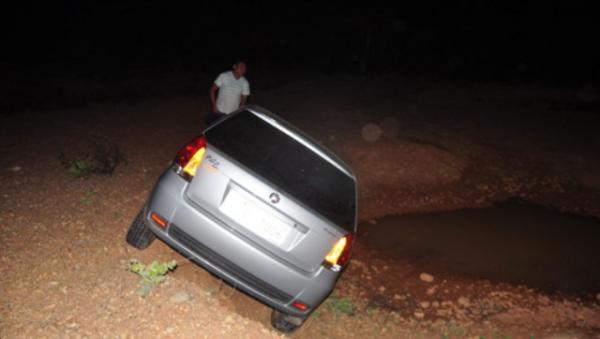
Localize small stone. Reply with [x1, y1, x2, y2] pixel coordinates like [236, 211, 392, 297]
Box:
[9, 166, 21, 172]
[368, 219, 377, 225]
[457, 296, 470, 307]
[419, 301, 430, 309]
[538, 295, 551, 305]
[361, 123, 382, 142]
[419, 273, 434, 283]
[432, 301, 440, 308]
[378, 286, 386, 293]
[426, 286, 437, 295]
[393, 294, 404, 300]
[413, 311, 425, 319]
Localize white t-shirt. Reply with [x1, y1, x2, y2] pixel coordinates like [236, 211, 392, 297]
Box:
[214, 71, 250, 114]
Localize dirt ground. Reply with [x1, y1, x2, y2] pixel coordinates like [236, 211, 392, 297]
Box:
[1, 76, 599, 338]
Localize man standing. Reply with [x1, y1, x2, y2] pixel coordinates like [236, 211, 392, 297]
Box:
[207, 60, 250, 125]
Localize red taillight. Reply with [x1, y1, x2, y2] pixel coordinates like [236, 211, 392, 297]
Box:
[324, 233, 354, 269]
[292, 300, 309, 311]
[175, 135, 207, 179]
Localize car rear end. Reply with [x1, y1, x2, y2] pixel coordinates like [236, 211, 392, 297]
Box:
[144, 106, 357, 317]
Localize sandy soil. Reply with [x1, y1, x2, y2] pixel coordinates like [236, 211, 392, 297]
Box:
[1, 76, 599, 338]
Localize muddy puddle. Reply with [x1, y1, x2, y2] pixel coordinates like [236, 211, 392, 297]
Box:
[360, 200, 600, 297]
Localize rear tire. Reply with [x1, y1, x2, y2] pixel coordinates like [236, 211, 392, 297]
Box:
[126, 206, 156, 249]
[271, 310, 306, 333]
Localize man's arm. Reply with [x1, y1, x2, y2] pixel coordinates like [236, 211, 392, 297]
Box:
[240, 80, 250, 108]
[209, 83, 219, 113]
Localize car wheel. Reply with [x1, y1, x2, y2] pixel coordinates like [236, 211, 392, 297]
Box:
[270, 310, 306, 333]
[126, 206, 156, 249]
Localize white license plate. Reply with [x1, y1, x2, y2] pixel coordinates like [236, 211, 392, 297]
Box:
[220, 188, 290, 245]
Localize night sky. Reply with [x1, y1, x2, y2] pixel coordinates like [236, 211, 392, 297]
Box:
[2, 1, 598, 112]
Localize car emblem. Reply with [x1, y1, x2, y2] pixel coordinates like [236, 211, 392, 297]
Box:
[269, 193, 280, 204]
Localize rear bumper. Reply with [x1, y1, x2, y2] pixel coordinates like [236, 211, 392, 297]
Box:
[146, 168, 339, 316]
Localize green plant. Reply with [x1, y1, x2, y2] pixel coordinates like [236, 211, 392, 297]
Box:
[365, 305, 378, 318]
[113, 210, 124, 220]
[325, 292, 355, 316]
[204, 284, 221, 297]
[58, 137, 125, 178]
[129, 259, 177, 297]
[67, 159, 95, 177]
[446, 322, 465, 338]
[80, 190, 94, 205]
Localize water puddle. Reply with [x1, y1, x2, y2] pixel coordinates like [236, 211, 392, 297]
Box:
[360, 200, 600, 297]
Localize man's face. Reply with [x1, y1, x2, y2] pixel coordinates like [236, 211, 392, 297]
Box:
[233, 62, 247, 78]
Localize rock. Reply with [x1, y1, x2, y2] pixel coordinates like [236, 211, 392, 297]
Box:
[419, 272, 434, 283]
[361, 123, 382, 143]
[419, 301, 430, 309]
[426, 286, 437, 295]
[413, 311, 425, 319]
[441, 301, 453, 307]
[393, 294, 404, 300]
[537, 295, 551, 305]
[457, 296, 470, 307]
[378, 286, 386, 293]
[9, 166, 21, 172]
[432, 301, 440, 308]
[169, 291, 191, 304]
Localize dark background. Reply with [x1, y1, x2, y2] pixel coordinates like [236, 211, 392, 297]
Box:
[1, 1, 598, 112]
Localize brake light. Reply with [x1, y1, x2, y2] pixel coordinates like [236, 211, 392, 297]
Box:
[324, 233, 354, 270]
[175, 135, 207, 179]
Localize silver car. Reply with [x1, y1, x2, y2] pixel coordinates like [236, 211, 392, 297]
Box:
[126, 106, 357, 332]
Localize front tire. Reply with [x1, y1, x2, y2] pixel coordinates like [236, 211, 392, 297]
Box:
[271, 310, 306, 333]
[126, 206, 156, 249]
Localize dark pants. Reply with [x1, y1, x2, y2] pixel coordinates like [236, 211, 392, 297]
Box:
[204, 111, 226, 127]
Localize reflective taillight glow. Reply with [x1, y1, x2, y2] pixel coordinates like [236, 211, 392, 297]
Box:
[324, 233, 354, 270]
[150, 212, 168, 229]
[175, 136, 207, 179]
[292, 300, 309, 311]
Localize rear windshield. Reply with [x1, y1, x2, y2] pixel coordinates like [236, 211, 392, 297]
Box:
[205, 110, 356, 230]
